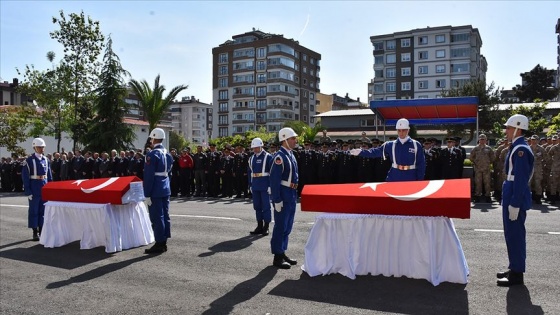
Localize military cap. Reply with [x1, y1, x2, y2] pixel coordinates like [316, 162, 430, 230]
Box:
[478, 134, 487, 140]
[416, 137, 426, 143]
[342, 142, 349, 146]
[454, 136, 462, 142]
[530, 135, 539, 140]
[209, 143, 216, 147]
[371, 138, 380, 144]
[540, 137, 546, 141]
[304, 140, 312, 145]
[445, 137, 455, 141]
[553, 135, 559, 140]
[269, 142, 278, 147]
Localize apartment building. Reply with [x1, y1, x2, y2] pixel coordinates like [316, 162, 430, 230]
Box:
[368, 25, 487, 101]
[169, 96, 212, 144]
[211, 29, 321, 138]
[556, 18, 560, 99]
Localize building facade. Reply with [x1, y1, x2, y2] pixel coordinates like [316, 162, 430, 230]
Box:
[555, 18, 560, 100]
[211, 29, 321, 138]
[368, 25, 487, 101]
[169, 96, 212, 144]
[1, 78, 31, 106]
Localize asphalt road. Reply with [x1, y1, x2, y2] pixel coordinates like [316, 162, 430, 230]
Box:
[0, 193, 558, 315]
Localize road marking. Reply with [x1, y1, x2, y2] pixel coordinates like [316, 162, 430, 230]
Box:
[549, 232, 560, 235]
[170, 214, 241, 221]
[474, 229, 503, 233]
[0, 204, 28, 208]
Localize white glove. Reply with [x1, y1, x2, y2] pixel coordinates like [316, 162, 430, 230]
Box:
[508, 205, 519, 221]
[145, 197, 152, 206]
[27, 195, 33, 201]
[274, 201, 283, 212]
[350, 148, 362, 156]
[249, 187, 252, 194]
[267, 187, 271, 195]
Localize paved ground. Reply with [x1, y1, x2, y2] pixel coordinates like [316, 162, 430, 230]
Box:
[0, 192, 558, 315]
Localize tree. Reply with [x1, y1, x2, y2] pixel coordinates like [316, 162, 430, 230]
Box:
[128, 75, 188, 146]
[82, 36, 135, 152]
[549, 113, 560, 136]
[169, 130, 190, 151]
[50, 10, 105, 150]
[513, 64, 559, 102]
[507, 101, 548, 137]
[283, 120, 323, 143]
[0, 106, 37, 156]
[441, 79, 505, 143]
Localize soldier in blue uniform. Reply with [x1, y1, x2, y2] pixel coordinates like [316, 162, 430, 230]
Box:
[143, 128, 173, 254]
[247, 137, 273, 236]
[350, 118, 425, 182]
[270, 127, 299, 269]
[22, 138, 52, 241]
[497, 114, 534, 286]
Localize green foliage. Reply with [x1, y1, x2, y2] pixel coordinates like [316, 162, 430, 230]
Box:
[549, 113, 560, 136]
[244, 127, 275, 145]
[509, 101, 548, 136]
[169, 130, 190, 151]
[83, 36, 135, 152]
[128, 75, 188, 146]
[513, 64, 559, 102]
[283, 120, 323, 144]
[0, 106, 38, 156]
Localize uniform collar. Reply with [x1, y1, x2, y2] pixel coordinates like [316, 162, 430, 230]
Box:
[34, 153, 43, 159]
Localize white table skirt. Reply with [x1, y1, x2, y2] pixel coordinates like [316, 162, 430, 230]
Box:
[40, 201, 154, 253]
[302, 214, 469, 286]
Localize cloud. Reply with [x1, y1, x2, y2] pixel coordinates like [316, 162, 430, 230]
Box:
[300, 14, 310, 37]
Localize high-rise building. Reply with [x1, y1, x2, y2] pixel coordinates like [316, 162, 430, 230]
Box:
[368, 25, 487, 101]
[212, 29, 321, 138]
[169, 96, 212, 144]
[556, 18, 560, 100]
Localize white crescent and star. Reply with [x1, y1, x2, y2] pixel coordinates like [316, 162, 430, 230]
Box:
[71, 177, 120, 194]
[360, 180, 445, 201]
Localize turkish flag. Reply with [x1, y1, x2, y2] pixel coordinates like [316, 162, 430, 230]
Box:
[301, 179, 471, 219]
[42, 176, 142, 205]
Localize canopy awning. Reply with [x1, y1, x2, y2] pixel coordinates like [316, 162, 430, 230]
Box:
[370, 97, 479, 126]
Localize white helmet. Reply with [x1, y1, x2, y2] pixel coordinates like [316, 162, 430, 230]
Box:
[250, 137, 264, 148]
[32, 138, 46, 147]
[396, 118, 410, 130]
[504, 114, 529, 130]
[279, 127, 298, 141]
[149, 128, 166, 139]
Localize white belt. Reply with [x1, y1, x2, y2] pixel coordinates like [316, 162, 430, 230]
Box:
[154, 172, 168, 177]
[30, 175, 47, 180]
[252, 173, 270, 178]
[280, 180, 298, 189]
[506, 175, 515, 181]
[392, 163, 416, 170]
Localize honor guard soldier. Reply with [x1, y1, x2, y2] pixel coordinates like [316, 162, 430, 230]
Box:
[22, 138, 52, 241]
[497, 114, 534, 286]
[470, 134, 495, 203]
[350, 118, 425, 182]
[247, 138, 273, 236]
[143, 128, 173, 254]
[270, 128, 299, 269]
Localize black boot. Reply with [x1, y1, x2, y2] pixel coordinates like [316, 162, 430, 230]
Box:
[551, 195, 557, 205]
[38, 226, 42, 236]
[497, 271, 524, 286]
[145, 242, 167, 254]
[485, 196, 492, 203]
[273, 254, 291, 269]
[282, 253, 297, 265]
[250, 221, 263, 235]
[496, 269, 510, 279]
[32, 228, 39, 241]
[534, 195, 542, 205]
[261, 222, 270, 236]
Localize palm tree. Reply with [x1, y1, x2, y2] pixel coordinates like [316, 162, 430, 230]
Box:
[129, 75, 188, 144]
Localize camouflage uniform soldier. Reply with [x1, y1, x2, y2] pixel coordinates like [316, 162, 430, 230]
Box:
[529, 135, 547, 204]
[493, 139, 508, 201]
[543, 137, 554, 201]
[499, 144, 509, 197]
[548, 136, 560, 205]
[470, 134, 495, 203]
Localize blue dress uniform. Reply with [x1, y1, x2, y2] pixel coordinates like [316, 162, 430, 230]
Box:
[248, 151, 273, 234]
[143, 143, 173, 247]
[358, 137, 425, 182]
[502, 137, 534, 275]
[269, 146, 298, 256]
[22, 154, 52, 231]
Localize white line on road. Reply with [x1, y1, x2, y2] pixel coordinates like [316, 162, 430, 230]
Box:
[0, 204, 28, 208]
[474, 229, 503, 233]
[549, 232, 560, 235]
[170, 214, 241, 221]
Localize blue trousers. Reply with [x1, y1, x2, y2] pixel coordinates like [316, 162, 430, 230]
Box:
[271, 189, 297, 255]
[252, 189, 271, 223]
[502, 182, 528, 273]
[28, 194, 45, 229]
[148, 196, 171, 243]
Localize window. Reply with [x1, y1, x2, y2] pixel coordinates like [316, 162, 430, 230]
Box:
[401, 38, 411, 47]
[418, 51, 428, 60]
[451, 63, 470, 73]
[374, 55, 384, 65]
[417, 95, 429, 99]
[218, 115, 228, 125]
[386, 68, 396, 78]
[418, 36, 428, 45]
[257, 47, 266, 58]
[451, 33, 470, 42]
[372, 42, 384, 51]
[310, 92, 315, 100]
[303, 66, 307, 74]
[436, 64, 446, 73]
[310, 57, 315, 65]
[374, 83, 383, 92]
[451, 79, 470, 88]
[257, 60, 266, 71]
[256, 99, 267, 109]
[219, 53, 228, 63]
[219, 65, 228, 75]
[436, 79, 446, 88]
[361, 119, 375, 127]
[257, 86, 267, 97]
[303, 54, 307, 61]
[219, 102, 228, 112]
[257, 73, 266, 83]
[401, 53, 411, 62]
[418, 65, 428, 74]
[386, 82, 396, 92]
[386, 40, 396, 50]
[418, 80, 428, 89]
[451, 47, 470, 58]
[401, 82, 411, 91]
[435, 34, 445, 43]
[218, 77, 228, 88]
[218, 90, 228, 100]
[436, 49, 445, 58]
[219, 127, 228, 137]
[386, 54, 396, 64]
[401, 67, 411, 76]
[375, 69, 384, 78]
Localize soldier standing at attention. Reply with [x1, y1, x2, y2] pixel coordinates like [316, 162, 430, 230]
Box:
[22, 138, 52, 241]
[270, 128, 299, 269]
[319, 129, 332, 144]
[529, 135, 547, 204]
[497, 114, 534, 286]
[493, 139, 508, 202]
[143, 128, 173, 254]
[548, 135, 560, 205]
[247, 138, 273, 236]
[470, 134, 495, 203]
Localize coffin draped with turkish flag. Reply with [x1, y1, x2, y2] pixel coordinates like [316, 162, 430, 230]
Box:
[42, 176, 145, 205]
[301, 179, 471, 219]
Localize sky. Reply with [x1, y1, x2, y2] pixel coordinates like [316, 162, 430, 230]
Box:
[1, 1, 559, 105]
